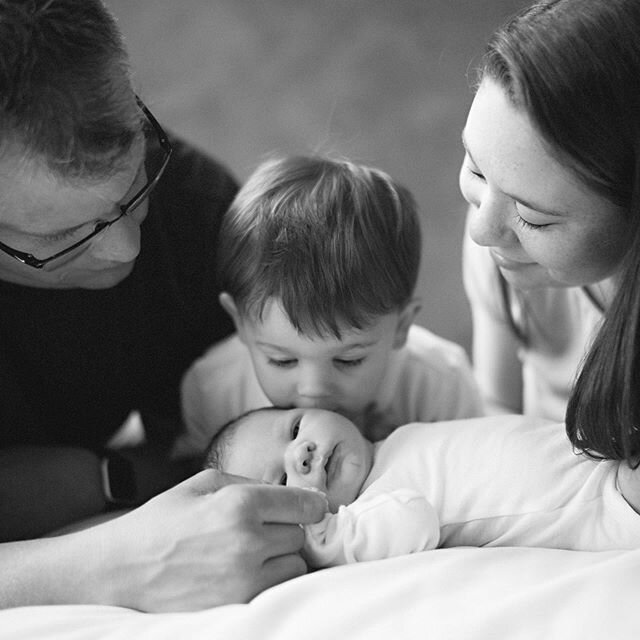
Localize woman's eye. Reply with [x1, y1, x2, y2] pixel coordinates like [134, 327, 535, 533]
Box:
[267, 358, 297, 369]
[513, 212, 549, 231]
[279, 473, 288, 485]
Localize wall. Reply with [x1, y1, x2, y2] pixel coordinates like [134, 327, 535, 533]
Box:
[107, 0, 527, 353]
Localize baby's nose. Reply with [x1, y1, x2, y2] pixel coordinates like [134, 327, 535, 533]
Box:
[294, 441, 316, 474]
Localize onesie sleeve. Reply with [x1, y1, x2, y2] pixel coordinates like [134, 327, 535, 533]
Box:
[302, 489, 439, 568]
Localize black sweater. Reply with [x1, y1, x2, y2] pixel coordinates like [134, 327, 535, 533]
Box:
[0, 137, 237, 451]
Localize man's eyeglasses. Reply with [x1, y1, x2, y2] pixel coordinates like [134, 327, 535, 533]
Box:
[0, 97, 173, 269]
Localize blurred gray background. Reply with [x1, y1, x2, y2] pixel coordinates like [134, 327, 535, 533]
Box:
[107, 0, 527, 354]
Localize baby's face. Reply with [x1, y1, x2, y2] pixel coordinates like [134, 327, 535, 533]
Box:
[223, 408, 374, 512]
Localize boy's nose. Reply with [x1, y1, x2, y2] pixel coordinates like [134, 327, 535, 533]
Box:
[296, 366, 333, 401]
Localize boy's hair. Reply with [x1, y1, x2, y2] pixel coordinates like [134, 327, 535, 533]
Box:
[217, 155, 422, 338]
[203, 407, 281, 472]
[0, 0, 141, 180]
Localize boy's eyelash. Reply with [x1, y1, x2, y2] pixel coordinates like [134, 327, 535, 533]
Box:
[267, 357, 366, 368]
[267, 358, 296, 368]
[335, 357, 365, 368]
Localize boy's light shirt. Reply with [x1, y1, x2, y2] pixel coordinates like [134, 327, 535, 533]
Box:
[174, 324, 483, 458]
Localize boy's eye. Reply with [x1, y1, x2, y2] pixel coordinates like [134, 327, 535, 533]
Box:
[267, 358, 297, 369]
[279, 473, 288, 485]
[335, 357, 365, 368]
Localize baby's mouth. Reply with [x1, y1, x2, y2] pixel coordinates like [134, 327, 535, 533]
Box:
[323, 444, 338, 485]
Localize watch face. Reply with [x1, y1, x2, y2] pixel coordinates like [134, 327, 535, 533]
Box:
[103, 452, 138, 505]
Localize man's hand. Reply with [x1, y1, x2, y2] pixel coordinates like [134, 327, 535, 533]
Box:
[83, 469, 328, 611]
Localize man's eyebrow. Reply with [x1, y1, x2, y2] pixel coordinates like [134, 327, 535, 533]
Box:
[460, 129, 565, 217]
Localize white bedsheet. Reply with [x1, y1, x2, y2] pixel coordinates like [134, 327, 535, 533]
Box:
[3, 546, 640, 640]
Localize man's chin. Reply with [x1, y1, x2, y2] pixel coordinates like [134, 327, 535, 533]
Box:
[59, 262, 135, 289]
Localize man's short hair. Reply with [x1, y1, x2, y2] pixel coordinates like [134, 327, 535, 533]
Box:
[0, 0, 141, 179]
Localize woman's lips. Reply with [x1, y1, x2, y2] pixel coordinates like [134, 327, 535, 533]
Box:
[490, 249, 535, 271]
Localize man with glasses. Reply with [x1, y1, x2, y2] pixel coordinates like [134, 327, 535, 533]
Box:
[0, 0, 325, 612]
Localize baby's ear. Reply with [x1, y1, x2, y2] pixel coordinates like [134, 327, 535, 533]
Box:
[219, 292, 244, 335]
[392, 298, 421, 349]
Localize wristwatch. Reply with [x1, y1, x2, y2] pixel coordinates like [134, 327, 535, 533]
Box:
[100, 450, 138, 507]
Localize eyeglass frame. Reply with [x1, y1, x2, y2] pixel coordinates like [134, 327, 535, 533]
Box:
[0, 96, 173, 269]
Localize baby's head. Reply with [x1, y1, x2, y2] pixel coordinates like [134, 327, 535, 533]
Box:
[204, 407, 374, 513]
[217, 155, 422, 424]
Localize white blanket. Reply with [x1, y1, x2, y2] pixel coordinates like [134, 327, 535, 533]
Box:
[3, 546, 640, 639]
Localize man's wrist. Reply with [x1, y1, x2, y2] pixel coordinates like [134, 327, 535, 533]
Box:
[100, 450, 138, 508]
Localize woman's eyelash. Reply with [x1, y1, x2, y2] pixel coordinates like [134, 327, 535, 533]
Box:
[291, 418, 300, 439]
[514, 213, 548, 231]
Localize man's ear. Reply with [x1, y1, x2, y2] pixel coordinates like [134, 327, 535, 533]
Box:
[219, 292, 245, 339]
[393, 298, 421, 349]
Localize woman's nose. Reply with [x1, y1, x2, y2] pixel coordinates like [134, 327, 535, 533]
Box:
[90, 212, 142, 263]
[466, 191, 514, 248]
[289, 441, 316, 475]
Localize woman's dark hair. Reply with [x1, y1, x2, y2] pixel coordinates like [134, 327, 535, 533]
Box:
[480, 0, 640, 462]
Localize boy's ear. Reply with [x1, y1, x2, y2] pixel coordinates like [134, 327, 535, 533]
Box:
[219, 292, 244, 337]
[393, 298, 421, 349]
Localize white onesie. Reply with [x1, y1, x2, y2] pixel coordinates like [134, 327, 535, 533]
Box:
[303, 416, 640, 567]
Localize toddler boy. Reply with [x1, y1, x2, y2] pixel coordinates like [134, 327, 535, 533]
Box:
[174, 155, 482, 457]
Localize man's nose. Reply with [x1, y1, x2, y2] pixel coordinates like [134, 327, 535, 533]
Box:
[90, 212, 142, 263]
[467, 191, 515, 248]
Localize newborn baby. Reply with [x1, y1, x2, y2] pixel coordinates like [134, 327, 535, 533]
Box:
[204, 407, 640, 567]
